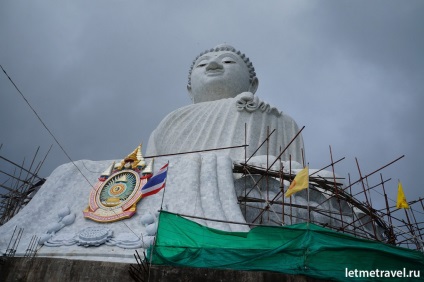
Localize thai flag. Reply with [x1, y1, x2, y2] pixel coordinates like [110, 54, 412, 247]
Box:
[141, 163, 168, 197]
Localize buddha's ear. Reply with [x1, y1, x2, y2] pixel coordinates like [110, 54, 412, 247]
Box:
[187, 84, 194, 103]
[249, 77, 259, 94]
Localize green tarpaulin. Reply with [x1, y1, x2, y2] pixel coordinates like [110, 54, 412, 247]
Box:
[148, 211, 424, 281]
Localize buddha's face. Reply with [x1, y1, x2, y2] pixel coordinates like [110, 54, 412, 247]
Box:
[188, 51, 256, 103]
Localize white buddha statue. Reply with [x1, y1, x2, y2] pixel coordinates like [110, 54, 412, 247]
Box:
[146, 44, 304, 163]
[0, 45, 385, 262]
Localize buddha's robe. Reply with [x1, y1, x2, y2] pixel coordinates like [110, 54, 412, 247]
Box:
[147, 92, 304, 163]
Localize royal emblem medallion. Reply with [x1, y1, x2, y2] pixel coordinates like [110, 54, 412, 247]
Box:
[83, 144, 153, 222]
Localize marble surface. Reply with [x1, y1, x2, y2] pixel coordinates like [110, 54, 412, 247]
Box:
[147, 93, 304, 164]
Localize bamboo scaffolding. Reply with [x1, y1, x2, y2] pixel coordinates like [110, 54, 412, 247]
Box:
[0, 146, 50, 225]
[231, 132, 422, 248]
[0, 155, 43, 181]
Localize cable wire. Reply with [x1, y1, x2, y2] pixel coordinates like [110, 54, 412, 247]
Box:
[1, 64, 95, 189]
[1, 65, 144, 240]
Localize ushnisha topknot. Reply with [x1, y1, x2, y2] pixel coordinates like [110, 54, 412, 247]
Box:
[187, 44, 256, 87]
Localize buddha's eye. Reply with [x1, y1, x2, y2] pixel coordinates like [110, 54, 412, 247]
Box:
[196, 60, 208, 67]
[222, 57, 236, 64]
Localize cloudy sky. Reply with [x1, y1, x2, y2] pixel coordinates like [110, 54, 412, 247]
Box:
[1, 1, 423, 222]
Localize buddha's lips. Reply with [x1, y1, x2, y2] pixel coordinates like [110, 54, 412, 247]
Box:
[205, 69, 224, 76]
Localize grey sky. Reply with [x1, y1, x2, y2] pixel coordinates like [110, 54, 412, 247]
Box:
[1, 1, 423, 220]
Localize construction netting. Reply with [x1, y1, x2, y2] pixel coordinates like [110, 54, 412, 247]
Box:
[148, 211, 424, 281]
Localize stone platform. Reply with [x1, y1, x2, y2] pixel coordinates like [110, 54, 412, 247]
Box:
[0, 257, 323, 282]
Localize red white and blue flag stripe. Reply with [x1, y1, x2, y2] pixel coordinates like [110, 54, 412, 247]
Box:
[141, 163, 168, 197]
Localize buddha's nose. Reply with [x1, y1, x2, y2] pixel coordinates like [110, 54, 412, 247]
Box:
[206, 60, 223, 70]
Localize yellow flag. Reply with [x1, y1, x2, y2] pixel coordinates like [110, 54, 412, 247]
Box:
[285, 166, 309, 198]
[396, 181, 409, 209]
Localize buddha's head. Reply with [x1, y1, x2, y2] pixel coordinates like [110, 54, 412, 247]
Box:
[187, 44, 259, 104]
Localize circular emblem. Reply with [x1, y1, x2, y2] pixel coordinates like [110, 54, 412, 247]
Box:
[96, 170, 140, 209]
